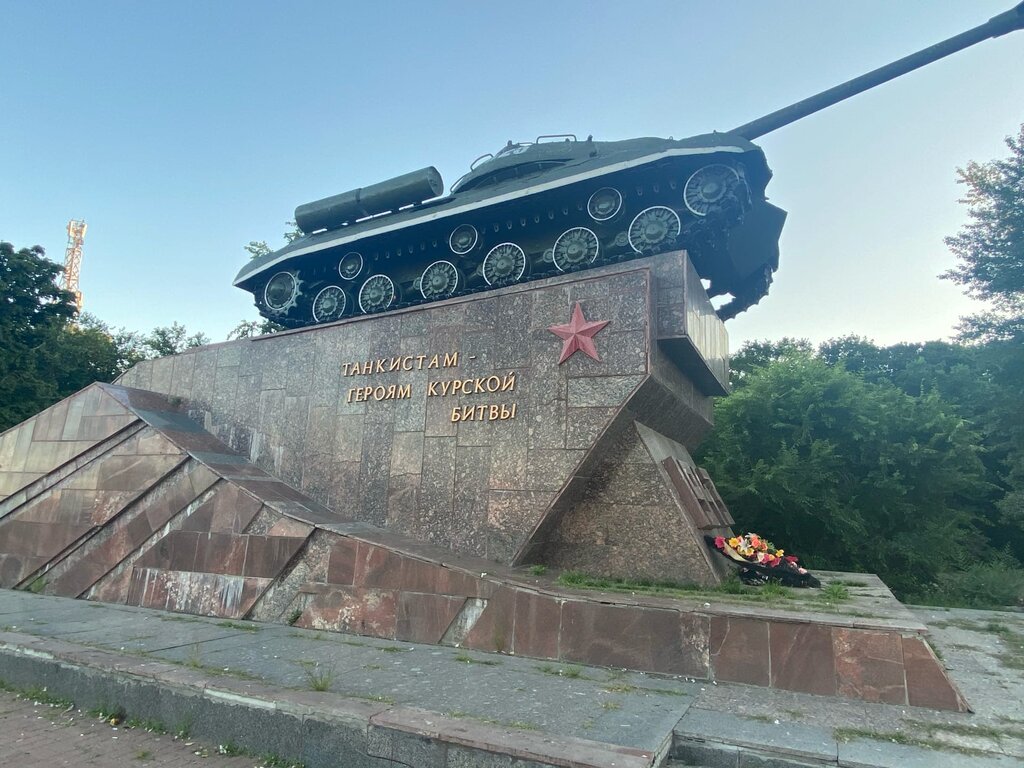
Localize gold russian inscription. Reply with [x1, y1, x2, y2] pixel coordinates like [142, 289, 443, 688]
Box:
[341, 351, 459, 378]
[340, 350, 511, 423]
[426, 372, 516, 398]
[450, 402, 517, 423]
[345, 383, 413, 403]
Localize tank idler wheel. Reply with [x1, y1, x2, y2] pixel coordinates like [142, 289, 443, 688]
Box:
[263, 270, 303, 315]
[552, 227, 600, 272]
[628, 206, 681, 254]
[482, 243, 528, 286]
[683, 164, 741, 217]
[358, 274, 398, 314]
[312, 285, 349, 323]
[420, 260, 462, 301]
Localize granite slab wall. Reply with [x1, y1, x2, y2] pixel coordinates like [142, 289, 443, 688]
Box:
[0, 383, 968, 710]
[116, 252, 727, 584]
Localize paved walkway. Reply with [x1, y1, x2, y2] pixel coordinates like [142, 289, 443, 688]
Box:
[0, 689, 274, 767]
[1, 591, 1022, 767]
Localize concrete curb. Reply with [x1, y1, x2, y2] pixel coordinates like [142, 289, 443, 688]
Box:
[670, 729, 1020, 768]
[0, 630, 654, 768]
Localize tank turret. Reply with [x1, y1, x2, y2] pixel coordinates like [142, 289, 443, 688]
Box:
[234, 3, 1023, 328]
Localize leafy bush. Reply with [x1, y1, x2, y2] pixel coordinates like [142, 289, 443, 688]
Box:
[914, 561, 1024, 608]
[698, 354, 990, 597]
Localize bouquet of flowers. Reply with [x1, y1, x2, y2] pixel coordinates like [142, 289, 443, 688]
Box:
[706, 533, 820, 587]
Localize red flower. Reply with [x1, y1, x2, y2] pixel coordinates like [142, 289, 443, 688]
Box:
[714, 536, 726, 549]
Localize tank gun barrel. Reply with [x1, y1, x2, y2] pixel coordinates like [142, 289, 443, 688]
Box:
[729, 2, 1024, 141]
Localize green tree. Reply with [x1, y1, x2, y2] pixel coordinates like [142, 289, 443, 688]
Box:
[0, 241, 75, 344]
[76, 313, 150, 376]
[244, 221, 302, 261]
[941, 125, 1024, 552]
[227, 318, 284, 339]
[0, 241, 77, 429]
[46, 322, 127, 395]
[142, 322, 210, 357]
[244, 241, 272, 260]
[0, 240, 221, 432]
[942, 124, 1024, 342]
[728, 337, 813, 388]
[818, 335, 1023, 558]
[697, 352, 990, 596]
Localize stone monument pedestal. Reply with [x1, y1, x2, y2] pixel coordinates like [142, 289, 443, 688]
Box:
[0, 250, 967, 710]
[117, 250, 735, 586]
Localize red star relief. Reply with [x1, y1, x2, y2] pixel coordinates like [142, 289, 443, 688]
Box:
[548, 302, 610, 364]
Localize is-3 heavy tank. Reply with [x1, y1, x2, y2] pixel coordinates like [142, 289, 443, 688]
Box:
[234, 3, 1024, 329]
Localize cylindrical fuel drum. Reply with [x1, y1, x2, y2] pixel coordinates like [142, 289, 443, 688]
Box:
[295, 167, 444, 233]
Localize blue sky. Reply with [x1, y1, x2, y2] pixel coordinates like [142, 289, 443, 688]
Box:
[2, 1, 1022, 348]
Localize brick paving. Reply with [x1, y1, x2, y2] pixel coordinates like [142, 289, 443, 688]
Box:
[0, 690, 289, 768]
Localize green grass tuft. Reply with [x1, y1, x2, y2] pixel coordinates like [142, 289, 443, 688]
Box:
[296, 660, 334, 692]
[453, 652, 502, 666]
[216, 620, 259, 632]
[819, 583, 851, 602]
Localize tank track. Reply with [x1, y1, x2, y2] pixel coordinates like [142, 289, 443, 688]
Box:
[254, 159, 754, 329]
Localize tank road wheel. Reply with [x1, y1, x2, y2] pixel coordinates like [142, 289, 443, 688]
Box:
[587, 187, 622, 221]
[338, 252, 364, 281]
[552, 227, 599, 272]
[358, 274, 397, 314]
[482, 243, 527, 286]
[312, 285, 348, 323]
[449, 224, 479, 255]
[420, 260, 461, 301]
[628, 206, 681, 254]
[263, 270, 302, 315]
[683, 164, 741, 216]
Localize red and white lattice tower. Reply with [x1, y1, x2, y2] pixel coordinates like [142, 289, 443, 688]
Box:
[61, 219, 87, 311]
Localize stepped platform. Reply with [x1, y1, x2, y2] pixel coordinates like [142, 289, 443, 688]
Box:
[1, 591, 1021, 767]
[0, 382, 965, 712]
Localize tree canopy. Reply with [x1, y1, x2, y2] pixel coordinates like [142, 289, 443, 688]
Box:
[697, 347, 991, 596]
[0, 240, 216, 433]
[0, 241, 77, 428]
[244, 221, 302, 261]
[943, 124, 1024, 341]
